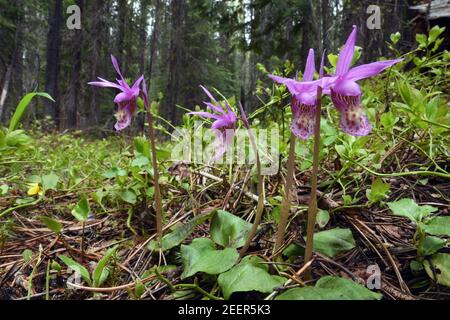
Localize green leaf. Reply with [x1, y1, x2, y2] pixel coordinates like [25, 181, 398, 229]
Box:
[42, 173, 59, 191]
[210, 210, 252, 248]
[316, 209, 330, 228]
[93, 246, 118, 287]
[132, 155, 149, 167]
[416, 33, 427, 48]
[327, 53, 338, 68]
[390, 32, 401, 44]
[9, 92, 54, 131]
[276, 276, 382, 300]
[180, 238, 239, 279]
[59, 255, 92, 286]
[428, 25, 445, 44]
[366, 178, 390, 204]
[22, 249, 33, 263]
[0, 184, 9, 195]
[5, 130, 32, 147]
[134, 136, 150, 159]
[423, 216, 450, 237]
[148, 212, 214, 251]
[119, 189, 137, 204]
[310, 228, 356, 258]
[387, 199, 437, 223]
[218, 256, 285, 299]
[40, 216, 62, 234]
[71, 197, 90, 222]
[417, 235, 446, 256]
[424, 253, 450, 287]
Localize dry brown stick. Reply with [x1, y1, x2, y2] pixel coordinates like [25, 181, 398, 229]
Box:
[351, 217, 411, 295]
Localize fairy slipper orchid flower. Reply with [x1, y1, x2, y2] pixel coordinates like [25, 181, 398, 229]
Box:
[88, 55, 145, 131]
[327, 25, 402, 136]
[188, 86, 238, 160]
[269, 49, 325, 140]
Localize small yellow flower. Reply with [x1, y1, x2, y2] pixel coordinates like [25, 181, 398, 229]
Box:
[27, 183, 43, 196]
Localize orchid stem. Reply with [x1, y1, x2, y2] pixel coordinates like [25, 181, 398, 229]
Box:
[274, 132, 296, 254]
[303, 85, 323, 280]
[238, 103, 265, 257]
[147, 106, 163, 242]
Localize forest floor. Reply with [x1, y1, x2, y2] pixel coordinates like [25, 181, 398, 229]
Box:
[0, 131, 449, 300]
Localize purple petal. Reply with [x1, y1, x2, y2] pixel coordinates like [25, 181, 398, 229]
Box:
[332, 79, 362, 97]
[295, 92, 317, 106]
[114, 108, 132, 131]
[88, 78, 124, 90]
[131, 75, 145, 90]
[344, 59, 403, 82]
[188, 111, 221, 120]
[114, 92, 134, 104]
[204, 102, 225, 114]
[336, 25, 357, 76]
[291, 102, 316, 140]
[212, 129, 235, 161]
[211, 118, 229, 130]
[330, 81, 361, 112]
[302, 48, 316, 82]
[111, 55, 125, 81]
[200, 86, 220, 106]
[339, 104, 372, 136]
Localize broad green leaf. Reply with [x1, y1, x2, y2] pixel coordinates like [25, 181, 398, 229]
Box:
[59, 255, 92, 286]
[9, 92, 54, 131]
[180, 238, 239, 279]
[134, 136, 150, 159]
[276, 276, 382, 300]
[103, 167, 127, 179]
[42, 173, 59, 191]
[417, 235, 446, 257]
[93, 246, 118, 287]
[5, 130, 32, 147]
[282, 243, 304, 258]
[423, 216, 450, 237]
[71, 197, 90, 222]
[132, 155, 149, 167]
[0, 184, 9, 195]
[40, 216, 62, 234]
[424, 253, 450, 287]
[366, 178, 390, 204]
[310, 228, 356, 258]
[148, 212, 214, 251]
[119, 189, 137, 204]
[316, 209, 330, 228]
[387, 199, 437, 223]
[218, 256, 285, 299]
[210, 210, 252, 248]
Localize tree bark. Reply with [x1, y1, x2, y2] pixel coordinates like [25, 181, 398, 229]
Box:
[45, 0, 63, 127]
[67, 0, 84, 128]
[163, 0, 185, 126]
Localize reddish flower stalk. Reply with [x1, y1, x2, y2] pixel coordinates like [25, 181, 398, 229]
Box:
[238, 102, 265, 257]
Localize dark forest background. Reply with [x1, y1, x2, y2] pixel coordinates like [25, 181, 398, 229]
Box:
[0, 0, 432, 132]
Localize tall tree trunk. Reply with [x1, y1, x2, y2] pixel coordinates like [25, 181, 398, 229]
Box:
[117, 0, 127, 71]
[163, 0, 185, 126]
[45, 0, 63, 127]
[67, 0, 84, 128]
[147, 0, 162, 93]
[0, 0, 24, 123]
